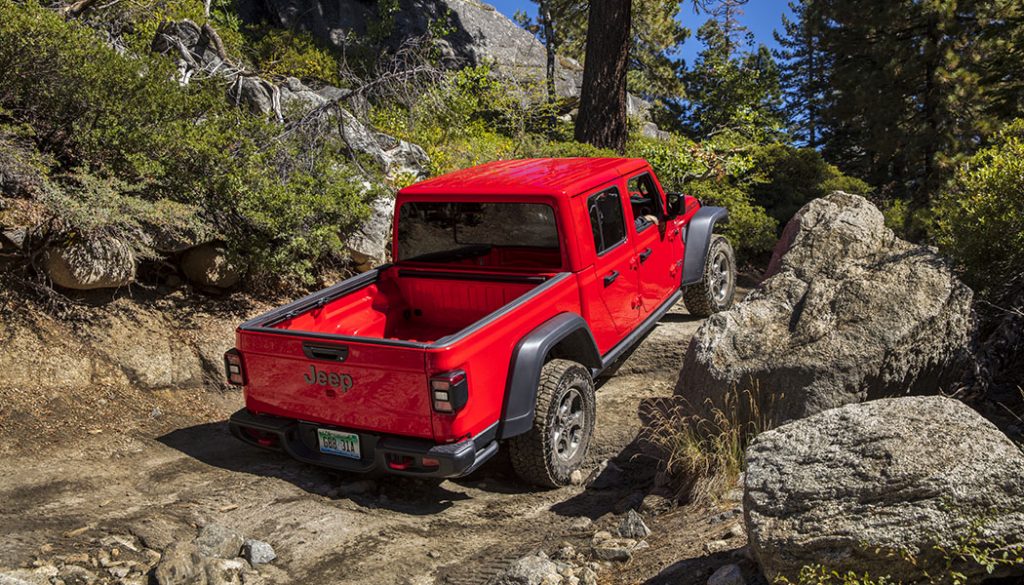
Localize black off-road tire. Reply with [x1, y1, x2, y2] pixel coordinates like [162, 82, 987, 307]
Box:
[508, 359, 596, 488]
[683, 235, 737, 317]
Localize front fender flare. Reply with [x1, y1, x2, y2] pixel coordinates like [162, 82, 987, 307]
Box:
[498, 313, 601, 439]
[681, 206, 729, 286]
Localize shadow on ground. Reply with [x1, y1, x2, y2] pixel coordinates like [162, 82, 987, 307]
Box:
[157, 420, 538, 515]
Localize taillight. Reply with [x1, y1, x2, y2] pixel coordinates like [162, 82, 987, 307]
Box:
[430, 370, 468, 413]
[224, 348, 246, 386]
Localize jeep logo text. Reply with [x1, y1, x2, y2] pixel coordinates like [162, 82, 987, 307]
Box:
[304, 365, 354, 392]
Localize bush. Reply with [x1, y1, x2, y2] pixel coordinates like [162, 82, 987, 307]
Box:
[746, 143, 871, 228]
[0, 0, 374, 287]
[244, 27, 342, 85]
[628, 134, 779, 260]
[934, 119, 1024, 295]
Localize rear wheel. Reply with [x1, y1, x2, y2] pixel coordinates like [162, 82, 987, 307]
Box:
[508, 359, 596, 488]
[683, 235, 736, 317]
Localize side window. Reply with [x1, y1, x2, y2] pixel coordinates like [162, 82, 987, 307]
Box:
[627, 173, 663, 232]
[588, 187, 627, 255]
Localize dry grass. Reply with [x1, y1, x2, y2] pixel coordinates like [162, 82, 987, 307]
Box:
[642, 383, 776, 505]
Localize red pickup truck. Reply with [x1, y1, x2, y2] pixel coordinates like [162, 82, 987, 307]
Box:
[226, 158, 735, 487]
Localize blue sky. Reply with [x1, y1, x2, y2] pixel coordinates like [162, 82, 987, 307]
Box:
[485, 0, 794, 64]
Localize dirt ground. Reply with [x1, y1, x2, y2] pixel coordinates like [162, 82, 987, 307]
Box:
[0, 294, 757, 585]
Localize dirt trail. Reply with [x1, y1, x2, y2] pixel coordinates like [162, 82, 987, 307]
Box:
[0, 299, 749, 585]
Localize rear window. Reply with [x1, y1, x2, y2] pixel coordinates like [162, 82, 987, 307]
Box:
[397, 202, 561, 269]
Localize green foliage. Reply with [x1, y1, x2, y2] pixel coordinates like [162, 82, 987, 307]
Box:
[627, 134, 778, 260]
[779, 566, 897, 585]
[934, 119, 1024, 295]
[515, 0, 688, 103]
[37, 171, 204, 260]
[746, 143, 871, 227]
[243, 27, 342, 85]
[0, 0, 373, 287]
[682, 19, 786, 141]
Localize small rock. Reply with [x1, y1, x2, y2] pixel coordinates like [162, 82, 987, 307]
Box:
[569, 517, 593, 532]
[426, 550, 441, 559]
[58, 564, 97, 584]
[702, 540, 731, 555]
[196, 524, 243, 559]
[640, 493, 673, 515]
[107, 566, 130, 579]
[205, 558, 250, 585]
[154, 543, 203, 585]
[551, 543, 576, 561]
[707, 563, 745, 585]
[492, 553, 561, 585]
[579, 567, 598, 585]
[590, 531, 612, 544]
[617, 510, 650, 539]
[569, 469, 583, 485]
[240, 540, 275, 565]
[725, 524, 744, 540]
[591, 543, 632, 562]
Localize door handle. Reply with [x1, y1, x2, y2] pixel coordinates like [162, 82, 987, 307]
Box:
[639, 248, 652, 263]
[603, 270, 619, 287]
[303, 343, 349, 362]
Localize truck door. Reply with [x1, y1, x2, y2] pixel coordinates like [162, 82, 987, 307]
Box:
[582, 185, 642, 353]
[626, 171, 684, 313]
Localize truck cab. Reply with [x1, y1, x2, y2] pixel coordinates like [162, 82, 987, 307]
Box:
[227, 158, 735, 487]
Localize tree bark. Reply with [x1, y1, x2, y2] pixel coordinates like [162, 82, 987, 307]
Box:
[574, 0, 632, 153]
[540, 0, 557, 103]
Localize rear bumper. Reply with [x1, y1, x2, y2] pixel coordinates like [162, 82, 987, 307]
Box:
[228, 409, 498, 478]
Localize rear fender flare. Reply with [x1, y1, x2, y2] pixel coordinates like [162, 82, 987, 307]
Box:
[498, 313, 601, 439]
[681, 206, 729, 286]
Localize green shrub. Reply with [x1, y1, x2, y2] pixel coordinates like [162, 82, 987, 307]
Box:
[934, 119, 1024, 295]
[244, 27, 342, 85]
[746, 143, 871, 228]
[0, 0, 373, 287]
[628, 134, 778, 260]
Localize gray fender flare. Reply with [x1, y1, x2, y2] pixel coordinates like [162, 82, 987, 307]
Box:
[681, 206, 729, 286]
[498, 313, 601, 439]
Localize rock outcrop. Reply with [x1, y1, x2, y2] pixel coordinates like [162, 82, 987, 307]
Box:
[41, 236, 136, 290]
[347, 196, 394, 269]
[152, 20, 430, 180]
[745, 396, 1024, 583]
[238, 0, 584, 98]
[676, 192, 974, 425]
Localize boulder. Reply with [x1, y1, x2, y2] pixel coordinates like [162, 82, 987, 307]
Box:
[227, 76, 279, 118]
[346, 197, 394, 267]
[153, 542, 205, 585]
[181, 243, 241, 289]
[745, 396, 1024, 584]
[42, 236, 136, 290]
[676, 192, 974, 425]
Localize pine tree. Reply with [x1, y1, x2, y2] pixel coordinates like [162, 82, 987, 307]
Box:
[681, 19, 785, 139]
[774, 0, 827, 147]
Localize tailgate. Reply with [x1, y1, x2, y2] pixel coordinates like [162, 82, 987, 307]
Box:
[237, 331, 434, 439]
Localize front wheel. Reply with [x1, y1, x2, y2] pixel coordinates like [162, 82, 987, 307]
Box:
[508, 359, 596, 488]
[683, 235, 736, 317]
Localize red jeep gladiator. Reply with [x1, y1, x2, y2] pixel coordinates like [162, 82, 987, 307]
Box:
[226, 158, 736, 487]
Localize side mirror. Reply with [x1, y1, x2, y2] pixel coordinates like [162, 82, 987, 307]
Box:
[665, 192, 684, 218]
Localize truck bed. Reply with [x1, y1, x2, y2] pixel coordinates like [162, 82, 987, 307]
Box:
[268, 266, 548, 344]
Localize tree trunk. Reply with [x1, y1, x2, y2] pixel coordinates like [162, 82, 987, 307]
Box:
[574, 0, 632, 152]
[540, 0, 557, 103]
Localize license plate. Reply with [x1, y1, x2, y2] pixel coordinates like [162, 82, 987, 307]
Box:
[317, 429, 361, 459]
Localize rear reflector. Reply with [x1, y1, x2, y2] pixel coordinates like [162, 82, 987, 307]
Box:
[420, 457, 440, 468]
[224, 349, 246, 386]
[430, 370, 468, 413]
